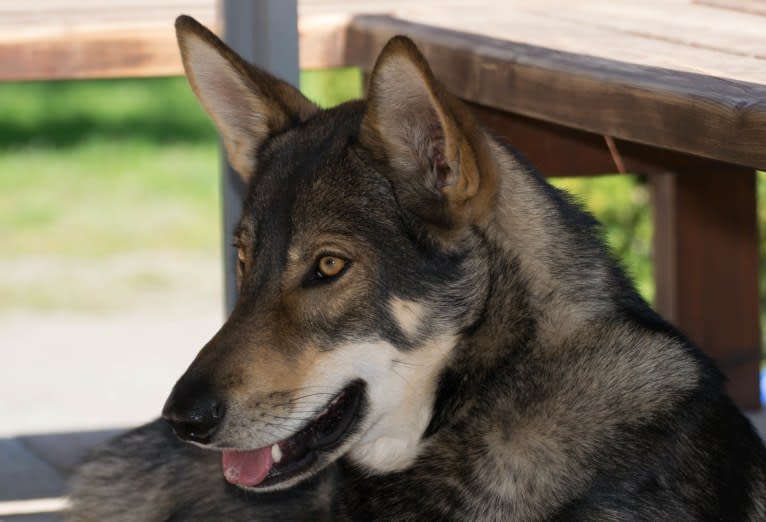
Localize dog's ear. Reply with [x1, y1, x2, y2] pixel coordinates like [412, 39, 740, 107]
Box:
[175, 15, 318, 182]
[361, 36, 496, 235]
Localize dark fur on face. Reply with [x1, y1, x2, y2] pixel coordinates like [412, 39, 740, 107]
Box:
[66, 15, 766, 522]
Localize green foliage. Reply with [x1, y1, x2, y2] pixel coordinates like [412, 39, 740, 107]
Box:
[0, 77, 217, 148]
[301, 68, 363, 108]
[550, 176, 653, 303]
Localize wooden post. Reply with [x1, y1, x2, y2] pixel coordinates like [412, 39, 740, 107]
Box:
[651, 169, 761, 409]
[221, 0, 299, 315]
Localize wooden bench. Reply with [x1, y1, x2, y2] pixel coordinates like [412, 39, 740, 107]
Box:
[1, 0, 763, 408]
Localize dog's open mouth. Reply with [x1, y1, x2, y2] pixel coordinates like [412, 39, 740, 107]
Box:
[221, 381, 364, 488]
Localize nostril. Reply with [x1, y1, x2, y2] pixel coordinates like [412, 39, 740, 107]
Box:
[162, 384, 225, 445]
[172, 403, 223, 443]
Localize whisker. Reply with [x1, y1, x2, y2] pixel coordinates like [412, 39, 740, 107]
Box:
[392, 359, 423, 367]
[266, 414, 315, 422]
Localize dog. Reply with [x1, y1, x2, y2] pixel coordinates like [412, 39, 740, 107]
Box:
[66, 15, 766, 521]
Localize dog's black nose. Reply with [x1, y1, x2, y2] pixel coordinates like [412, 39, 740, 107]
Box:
[162, 379, 225, 444]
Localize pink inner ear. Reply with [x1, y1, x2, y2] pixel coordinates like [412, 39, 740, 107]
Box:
[427, 117, 450, 190]
[431, 144, 450, 191]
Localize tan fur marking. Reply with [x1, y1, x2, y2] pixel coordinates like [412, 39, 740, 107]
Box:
[389, 297, 426, 339]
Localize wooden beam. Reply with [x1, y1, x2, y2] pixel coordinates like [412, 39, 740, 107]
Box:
[466, 103, 752, 179]
[0, 29, 192, 81]
[0, 14, 351, 82]
[344, 15, 766, 171]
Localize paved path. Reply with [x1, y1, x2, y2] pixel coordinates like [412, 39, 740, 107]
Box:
[0, 256, 223, 520]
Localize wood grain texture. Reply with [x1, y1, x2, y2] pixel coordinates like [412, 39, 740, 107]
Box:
[0, 29, 190, 80]
[651, 169, 761, 409]
[299, 0, 766, 83]
[466, 103, 755, 178]
[345, 15, 766, 170]
[0, 1, 217, 81]
[695, 0, 766, 16]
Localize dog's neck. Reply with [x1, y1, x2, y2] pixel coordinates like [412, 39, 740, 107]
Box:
[486, 140, 618, 344]
[424, 138, 620, 436]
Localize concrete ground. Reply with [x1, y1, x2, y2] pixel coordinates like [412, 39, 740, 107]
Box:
[0, 254, 223, 521]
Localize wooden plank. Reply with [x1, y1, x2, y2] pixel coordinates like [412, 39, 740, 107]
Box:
[507, 0, 766, 61]
[298, 15, 353, 70]
[695, 0, 766, 16]
[0, 1, 213, 33]
[466, 103, 752, 177]
[3, 1, 766, 83]
[651, 169, 761, 410]
[355, 1, 766, 84]
[344, 15, 766, 171]
[0, 29, 193, 81]
[0, 16, 350, 81]
[0, 0, 217, 81]
[467, 103, 619, 177]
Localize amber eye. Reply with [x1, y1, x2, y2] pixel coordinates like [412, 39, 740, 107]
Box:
[316, 256, 347, 279]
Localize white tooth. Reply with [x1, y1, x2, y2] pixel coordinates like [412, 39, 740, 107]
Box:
[271, 444, 283, 463]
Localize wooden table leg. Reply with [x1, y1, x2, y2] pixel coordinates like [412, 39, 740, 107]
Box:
[651, 169, 761, 410]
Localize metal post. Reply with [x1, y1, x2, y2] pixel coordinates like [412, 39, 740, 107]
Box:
[220, 0, 299, 315]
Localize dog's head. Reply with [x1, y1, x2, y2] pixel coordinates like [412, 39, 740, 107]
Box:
[162, 16, 497, 492]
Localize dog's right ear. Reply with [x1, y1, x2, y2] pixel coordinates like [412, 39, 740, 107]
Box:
[360, 36, 496, 238]
[175, 15, 318, 183]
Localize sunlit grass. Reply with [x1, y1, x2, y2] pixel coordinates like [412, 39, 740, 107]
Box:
[0, 70, 363, 262]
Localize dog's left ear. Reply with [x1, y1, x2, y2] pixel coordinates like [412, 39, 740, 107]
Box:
[361, 36, 496, 234]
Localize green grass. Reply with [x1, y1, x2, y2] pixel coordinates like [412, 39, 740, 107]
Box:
[0, 77, 220, 259]
[0, 69, 363, 261]
[0, 141, 219, 257]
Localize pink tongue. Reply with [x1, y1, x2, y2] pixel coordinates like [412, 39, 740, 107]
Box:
[222, 447, 274, 487]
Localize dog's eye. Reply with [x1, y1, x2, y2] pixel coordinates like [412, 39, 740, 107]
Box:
[315, 256, 348, 280]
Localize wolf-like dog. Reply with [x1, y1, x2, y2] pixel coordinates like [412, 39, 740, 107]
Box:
[67, 15, 766, 521]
